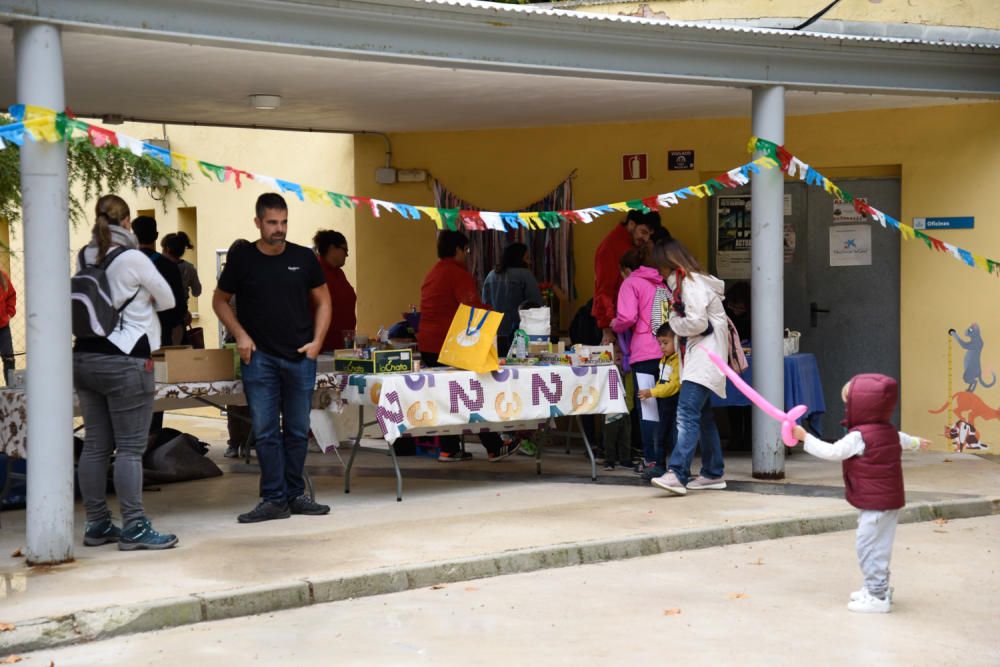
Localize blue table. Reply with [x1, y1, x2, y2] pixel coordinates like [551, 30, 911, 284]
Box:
[711, 353, 826, 434]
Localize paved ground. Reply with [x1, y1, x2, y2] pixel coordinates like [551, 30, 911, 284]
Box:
[0, 412, 996, 656]
[14, 515, 999, 667]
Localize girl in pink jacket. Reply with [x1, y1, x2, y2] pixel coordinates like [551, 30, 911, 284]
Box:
[611, 253, 668, 475]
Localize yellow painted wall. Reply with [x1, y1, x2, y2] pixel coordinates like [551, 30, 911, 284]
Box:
[354, 102, 1000, 450]
[573, 0, 1000, 29]
[3, 123, 354, 351]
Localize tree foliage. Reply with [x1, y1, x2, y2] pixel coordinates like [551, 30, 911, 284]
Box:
[0, 115, 191, 228]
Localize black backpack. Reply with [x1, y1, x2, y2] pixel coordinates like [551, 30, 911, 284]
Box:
[71, 246, 138, 339]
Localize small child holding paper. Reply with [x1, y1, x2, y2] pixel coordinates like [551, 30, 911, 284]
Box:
[636, 322, 680, 480]
[791, 374, 930, 613]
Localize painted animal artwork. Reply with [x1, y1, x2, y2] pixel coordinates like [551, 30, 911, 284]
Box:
[944, 419, 989, 453]
[928, 391, 1000, 429]
[949, 324, 996, 392]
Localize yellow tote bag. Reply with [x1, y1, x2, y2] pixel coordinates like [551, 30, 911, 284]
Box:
[438, 305, 503, 373]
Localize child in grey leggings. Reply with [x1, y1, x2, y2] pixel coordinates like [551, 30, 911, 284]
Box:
[791, 373, 928, 613]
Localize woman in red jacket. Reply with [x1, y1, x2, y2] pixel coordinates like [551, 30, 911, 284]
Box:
[417, 231, 518, 463]
[0, 269, 15, 386]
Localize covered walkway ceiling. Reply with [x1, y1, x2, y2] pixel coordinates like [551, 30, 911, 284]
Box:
[0, 0, 998, 133]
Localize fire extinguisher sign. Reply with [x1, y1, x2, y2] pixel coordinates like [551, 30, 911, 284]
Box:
[621, 153, 647, 181]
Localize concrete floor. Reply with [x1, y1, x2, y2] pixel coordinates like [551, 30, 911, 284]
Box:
[16, 515, 1000, 667]
[2, 413, 993, 624]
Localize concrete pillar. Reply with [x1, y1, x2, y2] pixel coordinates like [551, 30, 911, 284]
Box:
[750, 85, 786, 480]
[15, 23, 74, 564]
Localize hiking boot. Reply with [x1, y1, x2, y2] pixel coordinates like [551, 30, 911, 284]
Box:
[651, 471, 687, 496]
[237, 500, 291, 523]
[289, 495, 330, 516]
[438, 451, 473, 462]
[488, 440, 521, 462]
[847, 589, 891, 614]
[83, 519, 121, 547]
[224, 445, 239, 458]
[118, 517, 178, 551]
[851, 586, 893, 603]
[686, 475, 727, 490]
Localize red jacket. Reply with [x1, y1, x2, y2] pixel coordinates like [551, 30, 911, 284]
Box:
[591, 224, 633, 329]
[0, 271, 15, 329]
[842, 374, 906, 511]
[318, 257, 357, 351]
[417, 258, 486, 354]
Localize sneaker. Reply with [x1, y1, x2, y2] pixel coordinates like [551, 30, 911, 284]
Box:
[83, 519, 121, 547]
[517, 439, 538, 457]
[438, 451, 473, 462]
[603, 461, 616, 471]
[237, 500, 291, 523]
[686, 475, 727, 490]
[641, 465, 667, 482]
[289, 495, 330, 516]
[847, 589, 891, 614]
[851, 586, 893, 603]
[118, 517, 178, 551]
[488, 441, 521, 462]
[651, 471, 688, 496]
[224, 445, 239, 459]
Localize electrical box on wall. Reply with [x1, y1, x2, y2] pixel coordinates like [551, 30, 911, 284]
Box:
[397, 169, 427, 183]
[375, 167, 397, 184]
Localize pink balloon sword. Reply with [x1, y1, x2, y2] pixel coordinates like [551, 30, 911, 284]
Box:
[704, 348, 807, 447]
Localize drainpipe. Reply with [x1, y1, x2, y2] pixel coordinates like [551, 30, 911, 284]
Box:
[750, 85, 786, 480]
[16, 22, 74, 564]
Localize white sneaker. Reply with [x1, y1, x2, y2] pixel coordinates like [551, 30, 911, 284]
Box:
[850, 586, 893, 603]
[686, 475, 727, 490]
[651, 471, 687, 496]
[847, 589, 891, 614]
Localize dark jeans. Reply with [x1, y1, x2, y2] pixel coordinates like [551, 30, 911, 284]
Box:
[241, 350, 316, 503]
[657, 394, 679, 469]
[0, 326, 13, 386]
[631, 358, 663, 466]
[73, 352, 155, 525]
[420, 351, 502, 456]
[668, 381, 724, 485]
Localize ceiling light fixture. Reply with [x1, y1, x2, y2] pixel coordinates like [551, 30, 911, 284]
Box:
[248, 94, 282, 110]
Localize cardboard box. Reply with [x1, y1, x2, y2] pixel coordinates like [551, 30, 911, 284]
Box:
[153, 348, 237, 383]
[333, 348, 413, 374]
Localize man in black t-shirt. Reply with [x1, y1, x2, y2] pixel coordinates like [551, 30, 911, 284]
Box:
[213, 193, 332, 523]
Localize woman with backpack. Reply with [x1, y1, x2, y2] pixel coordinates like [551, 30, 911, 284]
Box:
[73, 194, 178, 550]
[648, 237, 730, 496]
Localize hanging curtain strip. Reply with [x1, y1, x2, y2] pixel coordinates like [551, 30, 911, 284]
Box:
[433, 175, 576, 300]
[747, 136, 999, 278]
[2, 105, 994, 278]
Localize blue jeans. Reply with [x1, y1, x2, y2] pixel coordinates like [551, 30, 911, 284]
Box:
[631, 359, 663, 466]
[241, 350, 316, 503]
[668, 381, 724, 485]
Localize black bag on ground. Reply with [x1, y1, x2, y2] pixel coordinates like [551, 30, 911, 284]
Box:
[143, 428, 222, 484]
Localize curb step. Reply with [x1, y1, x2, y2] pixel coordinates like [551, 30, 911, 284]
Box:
[4, 496, 997, 656]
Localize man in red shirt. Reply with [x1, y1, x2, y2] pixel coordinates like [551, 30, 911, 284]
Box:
[313, 230, 357, 352]
[592, 211, 664, 344]
[417, 231, 518, 463]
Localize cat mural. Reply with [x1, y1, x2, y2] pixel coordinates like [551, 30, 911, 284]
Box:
[949, 324, 996, 392]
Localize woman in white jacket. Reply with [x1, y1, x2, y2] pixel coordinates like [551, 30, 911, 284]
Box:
[648, 238, 730, 496]
[73, 194, 178, 550]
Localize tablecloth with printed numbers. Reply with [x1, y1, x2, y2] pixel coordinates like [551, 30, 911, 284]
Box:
[337, 365, 628, 444]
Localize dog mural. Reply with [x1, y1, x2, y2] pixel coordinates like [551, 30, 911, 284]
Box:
[944, 419, 990, 453]
[948, 324, 996, 392]
[928, 391, 1000, 430]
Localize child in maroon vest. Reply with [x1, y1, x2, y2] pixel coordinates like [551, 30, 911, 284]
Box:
[791, 374, 929, 613]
